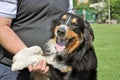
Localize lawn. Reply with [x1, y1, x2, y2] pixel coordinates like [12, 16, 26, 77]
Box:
[91, 24, 120, 80]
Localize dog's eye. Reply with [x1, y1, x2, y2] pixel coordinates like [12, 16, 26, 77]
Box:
[71, 22, 78, 27]
[71, 22, 77, 26]
[70, 23, 80, 30]
[61, 18, 66, 22]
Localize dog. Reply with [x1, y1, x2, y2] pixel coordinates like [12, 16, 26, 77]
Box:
[30, 13, 98, 80]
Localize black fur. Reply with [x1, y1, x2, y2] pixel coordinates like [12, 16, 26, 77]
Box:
[30, 13, 97, 80]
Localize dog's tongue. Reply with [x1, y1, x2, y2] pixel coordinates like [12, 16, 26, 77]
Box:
[55, 39, 65, 52]
[56, 44, 65, 52]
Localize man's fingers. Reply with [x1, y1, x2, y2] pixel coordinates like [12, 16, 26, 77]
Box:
[44, 66, 49, 73]
[38, 60, 43, 69]
[41, 60, 47, 71]
[28, 65, 33, 72]
[40, 60, 49, 73]
[33, 60, 43, 71]
[28, 60, 49, 73]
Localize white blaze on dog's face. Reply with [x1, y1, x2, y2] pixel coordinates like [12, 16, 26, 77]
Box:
[54, 24, 68, 52]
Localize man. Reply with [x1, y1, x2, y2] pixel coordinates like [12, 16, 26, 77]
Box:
[0, 0, 73, 80]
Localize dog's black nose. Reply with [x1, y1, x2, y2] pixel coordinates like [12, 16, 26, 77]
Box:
[57, 28, 66, 37]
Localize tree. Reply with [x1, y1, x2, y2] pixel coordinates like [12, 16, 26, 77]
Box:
[94, 2, 108, 23]
[89, 0, 99, 3]
[73, 0, 93, 10]
[110, 0, 120, 23]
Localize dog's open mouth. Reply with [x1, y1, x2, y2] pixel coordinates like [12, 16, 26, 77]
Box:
[55, 38, 66, 52]
[55, 37, 73, 52]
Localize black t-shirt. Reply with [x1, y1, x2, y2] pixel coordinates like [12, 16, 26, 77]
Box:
[12, 0, 69, 48]
[0, 1, 69, 79]
[1, 0, 69, 59]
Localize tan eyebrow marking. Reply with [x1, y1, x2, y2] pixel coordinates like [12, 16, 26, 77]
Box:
[61, 14, 67, 20]
[71, 18, 77, 24]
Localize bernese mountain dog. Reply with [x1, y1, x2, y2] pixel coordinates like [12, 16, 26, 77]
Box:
[30, 13, 97, 80]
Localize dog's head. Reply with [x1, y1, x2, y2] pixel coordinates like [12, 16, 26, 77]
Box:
[49, 13, 94, 55]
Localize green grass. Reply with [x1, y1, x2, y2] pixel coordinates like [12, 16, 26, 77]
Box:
[91, 24, 120, 80]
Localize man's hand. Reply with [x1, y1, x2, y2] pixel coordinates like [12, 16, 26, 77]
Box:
[28, 60, 49, 73]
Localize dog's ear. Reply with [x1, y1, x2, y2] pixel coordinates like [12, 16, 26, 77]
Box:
[74, 21, 94, 62]
[80, 21, 94, 53]
[84, 21, 94, 42]
[71, 21, 96, 71]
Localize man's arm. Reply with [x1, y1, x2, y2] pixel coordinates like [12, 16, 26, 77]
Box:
[68, 0, 73, 13]
[0, 0, 49, 73]
[0, 0, 49, 72]
[0, 0, 26, 54]
[0, 17, 27, 54]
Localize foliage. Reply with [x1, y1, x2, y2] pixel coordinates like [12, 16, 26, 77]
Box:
[110, 0, 120, 23]
[94, 2, 108, 23]
[89, 0, 99, 3]
[73, 0, 94, 10]
[73, 0, 108, 23]
[73, 0, 120, 23]
[73, 0, 77, 9]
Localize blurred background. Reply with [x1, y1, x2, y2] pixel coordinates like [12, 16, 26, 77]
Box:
[73, 0, 120, 24]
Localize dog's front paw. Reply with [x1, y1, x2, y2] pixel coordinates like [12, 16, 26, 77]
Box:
[12, 46, 43, 71]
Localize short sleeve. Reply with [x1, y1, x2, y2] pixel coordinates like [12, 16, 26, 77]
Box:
[0, 0, 17, 19]
[68, 0, 73, 13]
